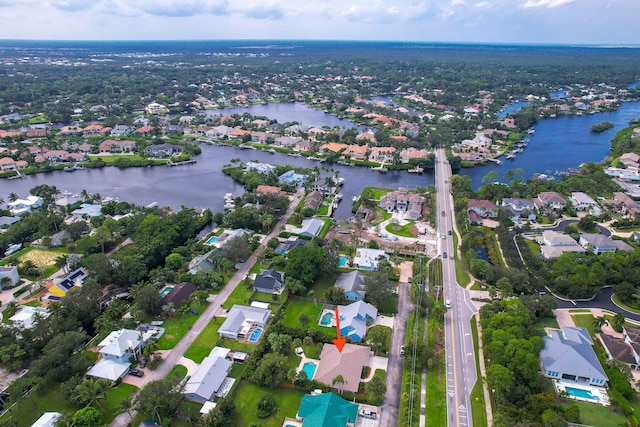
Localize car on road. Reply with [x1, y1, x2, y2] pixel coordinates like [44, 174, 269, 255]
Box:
[129, 368, 144, 377]
[441, 233, 446, 239]
[442, 252, 447, 258]
[441, 210, 445, 216]
[445, 299, 451, 308]
[400, 345, 406, 356]
[444, 179, 448, 183]
[359, 409, 378, 419]
[408, 277, 412, 284]
[448, 230, 452, 235]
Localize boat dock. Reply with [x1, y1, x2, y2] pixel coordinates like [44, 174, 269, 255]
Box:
[168, 159, 197, 166]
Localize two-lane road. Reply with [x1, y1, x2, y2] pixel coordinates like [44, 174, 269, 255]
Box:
[435, 147, 479, 427]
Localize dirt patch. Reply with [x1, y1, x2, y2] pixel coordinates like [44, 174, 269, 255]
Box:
[409, 225, 419, 236]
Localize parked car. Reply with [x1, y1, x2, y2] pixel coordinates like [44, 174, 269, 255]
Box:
[400, 345, 406, 356]
[138, 359, 147, 368]
[359, 409, 377, 419]
[129, 369, 144, 377]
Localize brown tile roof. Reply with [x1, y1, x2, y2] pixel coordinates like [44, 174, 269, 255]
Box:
[314, 343, 371, 393]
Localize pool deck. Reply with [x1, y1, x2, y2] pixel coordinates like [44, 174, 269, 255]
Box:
[318, 308, 336, 328]
[554, 379, 610, 406]
[295, 351, 320, 381]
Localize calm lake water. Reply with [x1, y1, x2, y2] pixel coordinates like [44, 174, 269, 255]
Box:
[5, 99, 640, 214]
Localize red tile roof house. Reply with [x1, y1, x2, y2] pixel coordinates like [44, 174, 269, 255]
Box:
[83, 124, 106, 136]
[468, 199, 499, 222]
[134, 126, 154, 136]
[313, 343, 372, 393]
[399, 148, 430, 163]
[57, 126, 83, 137]
[99, 140, 136, 153]
[0, 157, 18, 172]
[78, 143, 93, 154]
[356, 132, 377, 144]
[228, 129, 251, 141]
[319, 143, 348, 154]
[369, 146, 396, 163]
[343, 144, 368, 161]
[44, 150, 73, 163]
[256, 185, 285, 197]
[26, 129, 50, 138]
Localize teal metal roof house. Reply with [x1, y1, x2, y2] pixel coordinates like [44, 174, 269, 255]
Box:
[296, 392, 358, 427]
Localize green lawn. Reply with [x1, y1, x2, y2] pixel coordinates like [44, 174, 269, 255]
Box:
[612, 294, 640, 315]
[571, 314, 596, 337]
[89, 154, 145, 163]
[169, 364, 189, 381]
[102, 383, 139, 423]
[317, 204, 330, 216]
[557, 400, 626, 426]
[523, 238, 541, 257]
[156, 301, 209, 350]
[365, 325, 392, 356]
[385, 220, 417, 238]
[368, 187, 392, 200]
[318, 218, 333, 239]
[222, 283, 254, 310]
[453, 233, 471, 287]
[281, 299, 325, 332]
[183, 317, 224, 363]
[469, 317, 488, 427]
[534, 316, 560, 330]
[309, 273, 339, 299]
[234, 381, 304, 427]
[424, 316, 446, 427]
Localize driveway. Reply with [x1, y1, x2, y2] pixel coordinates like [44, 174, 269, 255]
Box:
[178, 356, 199, 377]
[373, 315, 394, 328]
[363, 356, 388, 382]
[397, 261, 413, 284]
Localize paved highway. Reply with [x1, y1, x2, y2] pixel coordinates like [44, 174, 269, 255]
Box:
[435, 147, 479, 427]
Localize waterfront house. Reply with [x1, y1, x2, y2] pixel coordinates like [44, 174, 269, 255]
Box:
[314, 343, 372, 393]
[343, 144, 368, 161]
[99, 139, 136, 153]
[253, 269, 285, 294]
[334, 271, 366, 301]
[210, 228, 251, 248]
[0, 266, 19, 289]
[206, 125, 233, 138]
[87, 329, 143, 381]
[279, 170, 307, 188]
[319, 142, 348, 154]
[578, 233, 633, 255]
[379, 187, 425, 220]
[256, 185, 285, 197]
[540, 327, 608, 387]
[228, 129, 251, 140]
[71, 203, 102, 220]
[8, 195, 43, 216]
[146, 144, 183, 158]
[536, 192, 567, 211]
[399, 147, 431, 163]
[245, 161, 275, 175]
[311, 178, 332, 195]
[218, 305, 271, 340]
[353, 248, 389, 271]
[369, 146, 396, 163]
[570, 192, 599, 212]
[274, 136, 302, 148]
[0, 157, 27, 172]
[295, 392, 358, 427]
[337, 300, 378, 343]
[303, 191, 323, 210]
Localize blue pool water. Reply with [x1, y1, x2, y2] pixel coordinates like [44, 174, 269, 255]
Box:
[249, 328, 263, 343]
[320, 312, 334, 326]
[206, 236, 218, 245]
[302, 362, 317, 380]
[160, 286, 173, 298]
[338, 255, 347, 267]
[565, 386, 600, 402]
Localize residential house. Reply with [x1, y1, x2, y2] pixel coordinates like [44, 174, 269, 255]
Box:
[536, 192, 567, 210]
[184, 353, 232, 403]
[9, 305, 49, 329]
[369, 146, 396, 163]
[303, 191, 323, 210]
[134, 126, 154, 136]
[613, 192, 640, 216]
[502, 198, 536, 222]
[290, 218, 324, 237]
[319, 142, 348, 154]
[538, 231, 585, 259]
[343, 144, 368, 161]
[256, 185, 285, 197]
[188, 249, 218, 274]
[379, 187, 425, 220]
[87, 329, 143, 381]
[579, 233, 633, 255]
[206, 125, 233, 139]
[0, 266, 20, 288]
[99, 139, 136, 153]
[619, 153, 640, 172]
[279, 170, 307, 188]
[311, 178, 332, 195]
[71, 203, 102, 220]
[43, 150, 72, 162]
[307, 127, 326, 140]
[110, 125, 131, 137]
[275, 236, 306, 255]
[337, 300, 377, 343]
[8, 195, 43, 216]
[50, 229, 71, 247]
[540, 327, 608, 387]
[146, 144, 183, 158]
[83, 124, 107, 136]
[210, 228, 251, 248]
[599, 333, 638, 369]
[218, 305, 271, 340]
[467, 199, 499, 224]
[295, 392, 358, 427]
[253, 269, 285, 294]
[399, 147, 431, 163]
[295, 139, 314, 152]
[284, 124, 310, 135]
[163, 282, 197, 307]
[146, 102, 169, 114]
[0, 216, 21, 229]
[334, 271, 366, 301]
[356, 132, 377, 144]
[228, 129, 251, 140]
[245, 161, 275, 175]
[570, 192, 599, 211]
[0, 157, 27, 172]
[353, 248, 389, 271]
[274, 136, 302, 148]
[57, 125, 83, 137]
[314, 343, 371, 393]
[250, 131, 270, 144]
[25, 128, 49, 138]
[50, 268, 88, 296]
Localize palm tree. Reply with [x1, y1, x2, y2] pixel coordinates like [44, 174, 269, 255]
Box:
[332, 374, 347, 393]
[73, 378, 113, 409]
[117, 396, 136, 422]
[303, 336, 313, 355]
[55, 255, 68, 275]
[8, 193, 18, 202]
[592, 316, 608, 334]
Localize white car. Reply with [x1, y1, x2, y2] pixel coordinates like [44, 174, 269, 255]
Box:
[359, 409, 377, 419]
[445, 299, 451, 308]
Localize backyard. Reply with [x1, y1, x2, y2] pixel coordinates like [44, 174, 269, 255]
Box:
[156, 300, 209, 350]
[233, 381, 304, 427]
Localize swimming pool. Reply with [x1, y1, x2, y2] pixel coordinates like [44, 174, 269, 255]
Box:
[320, 311, 334, 326]
[302, 362, 317, 380]
[205, 236, 218, 245]
[565, 386, 600, 402]
[249, 328, 263, 343]
[338, 255, 347, 267]
[160, 286, 174, 298]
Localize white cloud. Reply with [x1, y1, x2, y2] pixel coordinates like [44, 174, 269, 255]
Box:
[451, 0, 466, 5]
[475, 1, 491, 7]
[522, 0, 574, 8]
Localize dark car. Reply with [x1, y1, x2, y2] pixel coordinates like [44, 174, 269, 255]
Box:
[442, 252, 447, 258]
[448, 230, 452, 235]
[129, 369, 144, 377]
[138, 359, 147, 368]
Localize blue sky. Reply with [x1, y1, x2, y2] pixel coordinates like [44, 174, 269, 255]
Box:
[0, 0, 636, 44]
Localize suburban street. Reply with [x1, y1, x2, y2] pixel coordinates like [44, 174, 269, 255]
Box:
[435, 147, 479, 427]
[110, 190, 303, 426]
[380, 281, 412, 427]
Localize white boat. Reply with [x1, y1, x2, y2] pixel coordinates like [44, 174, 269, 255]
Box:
[335, 193, 343, 201]
[224, 193, 233, 200]
[352, 196, 359, 203]
[268, 149, 276, 154]
[4, 243, 22, 256]
[224, 202, 235, 210]
[337, 177, 345, 185]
